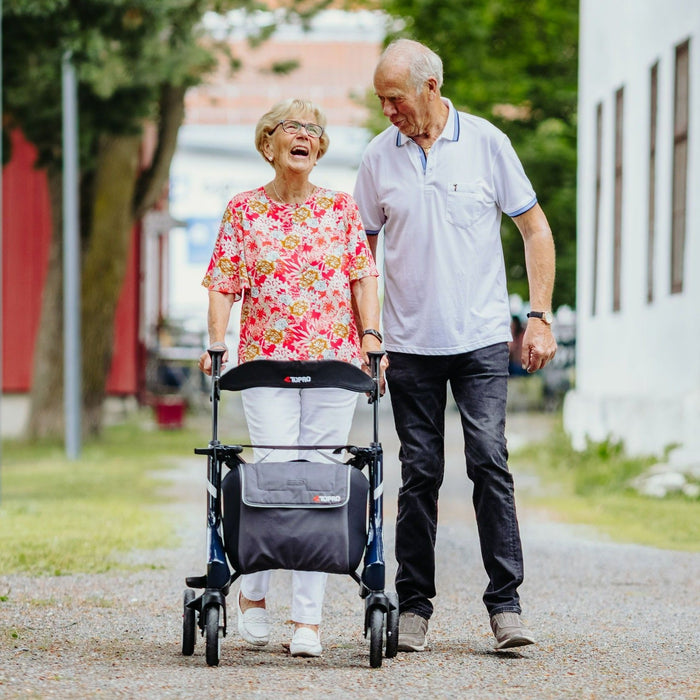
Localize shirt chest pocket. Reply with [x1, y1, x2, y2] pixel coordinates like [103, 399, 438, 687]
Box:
[445, 179, 493, 229]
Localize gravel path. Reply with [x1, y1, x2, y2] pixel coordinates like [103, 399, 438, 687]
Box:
[1, 398, 699, 699]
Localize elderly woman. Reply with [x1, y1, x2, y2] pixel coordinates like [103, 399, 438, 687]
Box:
[199, 98, 385, 658]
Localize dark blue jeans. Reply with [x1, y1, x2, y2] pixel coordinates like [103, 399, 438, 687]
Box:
[387, 343, 524, 619]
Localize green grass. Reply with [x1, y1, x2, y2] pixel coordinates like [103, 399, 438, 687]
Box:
[511, 418, 700, 552]
[0, 413, 211, 576]
[2, 410, 697, 580]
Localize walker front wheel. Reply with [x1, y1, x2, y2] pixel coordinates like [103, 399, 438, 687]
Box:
[368, 607, 383, 668]
[205, 605, 221, 667]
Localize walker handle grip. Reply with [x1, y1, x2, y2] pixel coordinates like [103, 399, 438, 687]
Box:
[207, 347, 226, 405]
[207, 345, 228, 381]
[367, 351, 385, 404]
[207, 347, 225, 380]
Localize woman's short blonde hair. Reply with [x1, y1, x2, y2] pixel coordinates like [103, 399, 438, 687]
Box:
[255, 98, 330, 165]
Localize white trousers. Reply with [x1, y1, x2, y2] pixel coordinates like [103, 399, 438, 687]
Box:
[239, 386, 358, 625]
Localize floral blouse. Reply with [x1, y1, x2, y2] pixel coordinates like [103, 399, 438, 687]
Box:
[202, 186, 378, 365]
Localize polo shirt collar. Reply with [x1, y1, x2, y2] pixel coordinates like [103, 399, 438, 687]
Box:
[395, 98, 460, 148]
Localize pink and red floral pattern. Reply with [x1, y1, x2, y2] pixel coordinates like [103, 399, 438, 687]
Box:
[202, 187, 378, 365]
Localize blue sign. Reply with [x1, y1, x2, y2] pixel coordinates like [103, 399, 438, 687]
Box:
[187, 218, 219, 264]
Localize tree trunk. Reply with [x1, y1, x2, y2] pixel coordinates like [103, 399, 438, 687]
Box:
[26, 164, 66, 438]
[25, 86, 187, 439]
[134, 85, 186, 217]
[81, 133, 142, 435]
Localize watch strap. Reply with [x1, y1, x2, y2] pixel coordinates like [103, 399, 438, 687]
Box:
[527, 311, 553, 324]
[362, 328, 383, 343]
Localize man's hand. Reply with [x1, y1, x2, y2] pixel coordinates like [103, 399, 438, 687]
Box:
[520, 321, 557, 373]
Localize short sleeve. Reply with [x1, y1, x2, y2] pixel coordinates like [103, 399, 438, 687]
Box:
[353, 157, 385, 235]
[201, 199, 251, 299]
[492, 135, 537, 218]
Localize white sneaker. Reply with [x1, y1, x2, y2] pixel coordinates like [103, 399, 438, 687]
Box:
[237, 594, 270, 647]
[290, 627, 322, 657]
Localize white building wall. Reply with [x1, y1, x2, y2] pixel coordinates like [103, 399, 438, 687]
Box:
[564, 0, 700, 461]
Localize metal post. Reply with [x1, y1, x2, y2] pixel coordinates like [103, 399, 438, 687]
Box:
[62, 52, 82, 459]
[0, 0, 4, 501]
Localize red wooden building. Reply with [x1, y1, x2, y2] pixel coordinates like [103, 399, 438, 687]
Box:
[2, 129, 164, 429]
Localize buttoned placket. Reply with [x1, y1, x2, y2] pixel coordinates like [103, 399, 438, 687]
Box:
[413, 140, 433, 173]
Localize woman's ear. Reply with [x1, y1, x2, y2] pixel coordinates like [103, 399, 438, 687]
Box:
[263, 140, 274, 162]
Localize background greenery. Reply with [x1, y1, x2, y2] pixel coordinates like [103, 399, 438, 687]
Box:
[378, 0, 579, 309]
[511, 421, 699, 552]
[1, 0, 331, 439]
[3, 0, 578, 440]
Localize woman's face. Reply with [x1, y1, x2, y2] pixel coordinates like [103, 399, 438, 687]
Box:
[264, 111, 323, 178]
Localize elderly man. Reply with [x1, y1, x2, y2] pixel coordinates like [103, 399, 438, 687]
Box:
[353, 39, 557, 652]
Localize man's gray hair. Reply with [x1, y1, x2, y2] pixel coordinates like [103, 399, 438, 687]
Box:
[379, 39, 444, 93]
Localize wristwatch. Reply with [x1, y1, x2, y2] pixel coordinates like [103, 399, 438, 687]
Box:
[527, 311, 554, 325]
[362, 328, 383, 343]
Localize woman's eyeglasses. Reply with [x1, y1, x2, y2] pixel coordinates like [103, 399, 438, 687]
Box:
[270, 120, 324, 139]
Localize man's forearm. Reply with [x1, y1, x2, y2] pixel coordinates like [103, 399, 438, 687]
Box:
[367, 234, 379, 261]
[515, 204, 556, 309]
[524, 229, 556, 310]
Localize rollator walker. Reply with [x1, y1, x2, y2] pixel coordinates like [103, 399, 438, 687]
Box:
[180, 348, 398, 667]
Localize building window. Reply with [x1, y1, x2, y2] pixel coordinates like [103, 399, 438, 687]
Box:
[647, 63, 658, 304]
[613, 87, 624, 312]
[671, 39, 689, 294]
[592, 102, 603, 316]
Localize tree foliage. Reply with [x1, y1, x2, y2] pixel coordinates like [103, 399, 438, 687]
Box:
[379, 0, 578, 309]
[3, 1, 243, 168]
[1, 0, 321, 437]
[3, 1, 233, 437]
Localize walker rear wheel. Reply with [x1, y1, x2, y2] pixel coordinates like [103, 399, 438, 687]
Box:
[182, 589, 196, 656]
[368, 607, 383, 668]
[385, 591, 399, 658]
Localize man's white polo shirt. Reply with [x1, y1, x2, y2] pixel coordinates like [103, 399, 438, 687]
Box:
[353, 99, 537, 356]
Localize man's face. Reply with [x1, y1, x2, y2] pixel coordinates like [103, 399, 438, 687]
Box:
[374, 64, 432, 138]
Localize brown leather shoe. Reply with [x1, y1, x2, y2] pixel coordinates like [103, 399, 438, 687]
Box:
[490, 612, 535, 650]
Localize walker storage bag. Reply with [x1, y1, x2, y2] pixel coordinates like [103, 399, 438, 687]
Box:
[221, 461, 369, 575]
